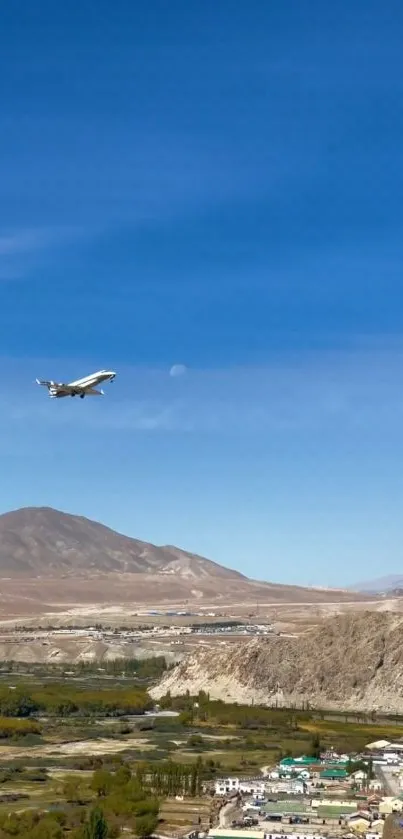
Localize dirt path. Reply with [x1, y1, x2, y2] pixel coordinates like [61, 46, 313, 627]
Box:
[0, 736, 154, 760]
[219, 800, 239, 828]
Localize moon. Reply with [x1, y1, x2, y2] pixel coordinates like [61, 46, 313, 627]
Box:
[169, 364, 187, 378]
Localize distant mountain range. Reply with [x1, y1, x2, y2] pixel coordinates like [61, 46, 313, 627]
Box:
[0, 506, 370, 613]
[350, 575, 403, 594]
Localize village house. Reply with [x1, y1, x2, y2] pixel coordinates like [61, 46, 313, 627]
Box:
[379, 797, 403, 815]
[214, 778, 265, 796]
[368, 780, 384, 792]
[266, 778, 305, 795]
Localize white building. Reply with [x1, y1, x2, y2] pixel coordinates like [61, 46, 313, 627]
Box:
[266, 780, 305, 795]
[214, 778, 266, 796]
[265, 834, 327, 839]
[368, 780, 384, 792]
[209, 832, 327, 839]
[379, 797, 403, 814]
[209, 830, 265, 839]
[366, 740, 403, 765]
[311, 798, 359, 811]
[351, 770, 367, 782]
[270, 767, 311, 780]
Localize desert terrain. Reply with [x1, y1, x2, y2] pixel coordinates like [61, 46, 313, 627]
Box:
[0, 507, 402, 836]
[0, 506, 368, 616]
[0, 506, 399, 666]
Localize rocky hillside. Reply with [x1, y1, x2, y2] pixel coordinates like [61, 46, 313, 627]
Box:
[151, 611, 403, 713]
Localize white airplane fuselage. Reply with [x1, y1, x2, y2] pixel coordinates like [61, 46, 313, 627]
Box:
[36, 370, 116, 399]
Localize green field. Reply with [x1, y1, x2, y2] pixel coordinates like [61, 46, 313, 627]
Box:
[0, 674, 399, 836]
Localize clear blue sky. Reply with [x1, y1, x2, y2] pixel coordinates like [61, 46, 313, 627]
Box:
[1, 0, 403, 587]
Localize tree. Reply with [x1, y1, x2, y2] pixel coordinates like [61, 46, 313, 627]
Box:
[135, 813, 158, 838]
[190, 766, 197, 797]
[132, 799, 159, 818]
[83, 807, 108, 839]
[160, 690, 172, 709]
[63, 777, 87, 805]
[114, 764, 131, 788]
[309, 734, 321, 760]
[29, 815, 64, 839]
[187, 734, 204, 748]
[127, 779, 148, 802]
[91, 769, 112, 798]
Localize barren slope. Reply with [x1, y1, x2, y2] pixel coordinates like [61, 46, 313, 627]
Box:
[151, 611, 403, 713]
[0, 507, 371, 614]
[0, 507, 245, 579]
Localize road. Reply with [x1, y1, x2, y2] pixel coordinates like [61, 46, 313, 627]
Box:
[375, 764, 401, 796]
[219, 800, 240, 828]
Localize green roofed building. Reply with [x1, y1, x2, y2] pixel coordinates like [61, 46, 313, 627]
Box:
[264, 802, 310, 816]
[280, 756, 318, 767]
[316, 805, 357, 818]
[320, 768, 348, 780]
[324, 761, 348, 769]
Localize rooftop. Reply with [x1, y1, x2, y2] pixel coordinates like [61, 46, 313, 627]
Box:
[280, 757, 318, 766]
[209, 832, 265, 839]
[264, 802, 310, 815]
[317, 806, 357, 817]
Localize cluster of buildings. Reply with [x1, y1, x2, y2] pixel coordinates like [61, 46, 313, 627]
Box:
[210, 747, 403, 839]
[365, 739, 403, 759]
[49, 623, 274, 640]
[213, 754, 381, 799]
[192, 625, 274, 637]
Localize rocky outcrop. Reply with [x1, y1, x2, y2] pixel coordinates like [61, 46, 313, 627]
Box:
[151, 611, 403, 713]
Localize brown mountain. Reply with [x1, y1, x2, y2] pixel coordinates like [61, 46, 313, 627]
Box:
[0, 507, 366, 614]
[0, 507, 247, 579]
[151, 610, 403, 713]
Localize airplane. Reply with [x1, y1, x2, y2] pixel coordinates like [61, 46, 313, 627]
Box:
[36, 370, 116, 399]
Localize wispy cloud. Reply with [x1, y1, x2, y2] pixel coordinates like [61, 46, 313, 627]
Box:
[0, 229, 52, 256]
[0, 226, 83, 280]
[0, 226, 84, 255]
[2, 345, 403, 439]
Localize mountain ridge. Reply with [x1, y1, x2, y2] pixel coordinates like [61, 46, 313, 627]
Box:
[349, 574, 403, 593]
[0, 506, 371, 610]
[0, 506, 246, 579]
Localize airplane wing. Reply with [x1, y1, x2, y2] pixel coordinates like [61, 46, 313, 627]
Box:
[36, 378, 105, 397]
[63, 384, 104, 395]
[57, 384, 82, 394]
